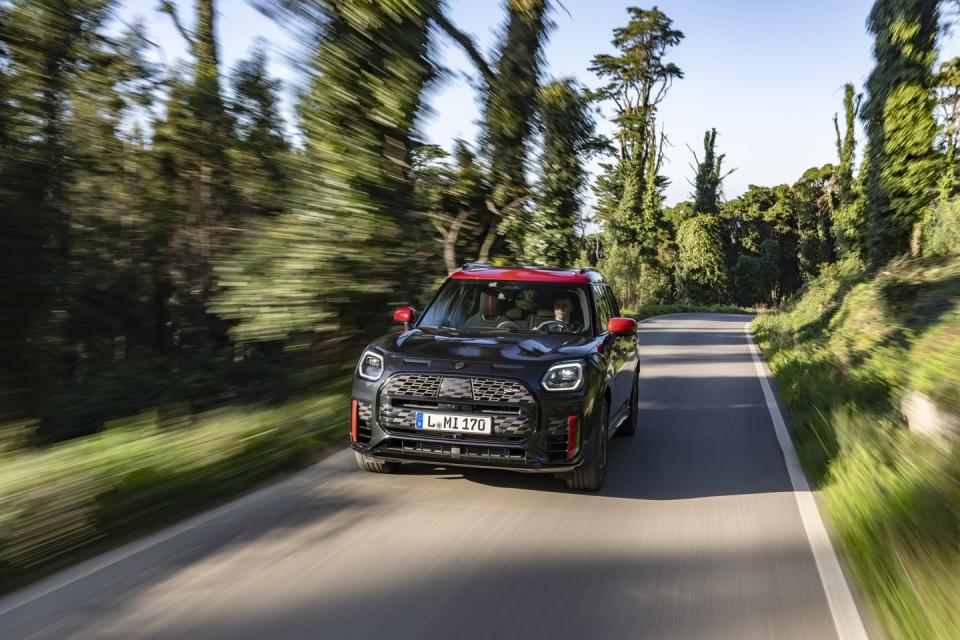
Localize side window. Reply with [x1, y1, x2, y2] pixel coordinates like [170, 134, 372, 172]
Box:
[604, 285, 621, 317]
[593, 284, 612, 330]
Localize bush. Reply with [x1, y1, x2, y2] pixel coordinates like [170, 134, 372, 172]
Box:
[920, 196, 960, 257]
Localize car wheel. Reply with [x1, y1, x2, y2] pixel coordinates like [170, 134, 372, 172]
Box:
[617, 371, 638, 437]
[566, 402, 608, 492]
[354, 451, 399, 474]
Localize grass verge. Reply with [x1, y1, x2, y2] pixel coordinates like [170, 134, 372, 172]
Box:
[626, 303, 755, 320]
[752, 254, 960, 640]
[0, 381, 349, 593]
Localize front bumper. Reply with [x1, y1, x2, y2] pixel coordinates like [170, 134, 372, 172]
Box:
[350, 370, 592, 472]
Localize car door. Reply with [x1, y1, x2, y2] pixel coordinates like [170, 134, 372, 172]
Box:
[603, 285, 636, 414]
[592, 284, 627, 426]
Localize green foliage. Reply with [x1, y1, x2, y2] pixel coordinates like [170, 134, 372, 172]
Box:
[690, 128, 730, 215]
[525, 79, 597, 266]
[590, 6, 682, 304]
[863, 0, 941, 266]
[598, 242, 672, 311]
[935, 57, 960, 195]
[675, 215, 728, 303]
[918, 195, 960, 256]
[753, 253, 960, 640]
[229, 45, 290, 218]
[0, 388, 348, 589]
[480, 0, 551, 260]
[215, 0, 436, 351]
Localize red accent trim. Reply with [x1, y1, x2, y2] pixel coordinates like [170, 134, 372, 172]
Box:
[607, 317, 638, 335]
[567, 415, 579, 459]
[393, 306, 414, 323]
[452, 268, 592, 283]
[351, 399, 359, 443]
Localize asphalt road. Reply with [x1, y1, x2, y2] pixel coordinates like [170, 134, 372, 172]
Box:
[0, 314, 850, 639]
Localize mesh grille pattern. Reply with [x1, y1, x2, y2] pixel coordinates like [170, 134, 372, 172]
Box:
[357, 402, 372, 422]
[383, 374, 442, 398]
[383, 374, 532, 404]
[471, 378, 533, 403]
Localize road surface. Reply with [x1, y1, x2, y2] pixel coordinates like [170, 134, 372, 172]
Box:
[0, 314, 860, 639]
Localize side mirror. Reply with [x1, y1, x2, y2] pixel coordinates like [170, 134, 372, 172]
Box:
[607, 317, 638, 336]
[393, 306, 415, 330]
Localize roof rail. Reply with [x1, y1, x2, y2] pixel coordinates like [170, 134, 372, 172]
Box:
[461, 262, 492, 270]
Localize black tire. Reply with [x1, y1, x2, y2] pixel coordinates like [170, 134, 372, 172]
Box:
[354, 451, 399, 474]
[566, 402, 608, 492]
[617, 371, 638, 437]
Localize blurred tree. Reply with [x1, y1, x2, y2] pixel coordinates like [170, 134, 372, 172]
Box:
[228, 44, 289, 219]
[832, 83, 864, 254]
[525, 79, 599, 266]
[215, 0, 436, 359]
[935, 56, 960, 195]
[414, 141, 490, 275]
[862, 0, 940, 266]
[0, 0, 150, 421]
[157, 0, 236, 348]
[477, 0, 551, 262]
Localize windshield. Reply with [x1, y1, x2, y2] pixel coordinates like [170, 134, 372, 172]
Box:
[418, 280, 593, 336]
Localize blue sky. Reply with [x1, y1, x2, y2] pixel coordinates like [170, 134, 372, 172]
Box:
[120, 0, 958, 206]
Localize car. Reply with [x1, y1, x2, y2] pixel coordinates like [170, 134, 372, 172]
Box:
[348, 263, 639, 491]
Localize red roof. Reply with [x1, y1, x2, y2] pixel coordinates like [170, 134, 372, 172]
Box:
[451, 267, 600, 283]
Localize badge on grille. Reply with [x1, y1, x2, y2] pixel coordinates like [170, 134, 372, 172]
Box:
[454, 361, 465, 369]
[439, 376, 473, 399]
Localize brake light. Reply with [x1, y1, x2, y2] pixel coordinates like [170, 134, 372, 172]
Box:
[351, 400, 359, 443]
[567, 415, 578, 459]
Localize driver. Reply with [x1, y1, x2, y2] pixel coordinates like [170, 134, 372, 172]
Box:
[549, 294, 582, 332]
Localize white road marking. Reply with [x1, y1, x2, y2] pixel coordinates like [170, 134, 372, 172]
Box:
[743, 323, 871, 640]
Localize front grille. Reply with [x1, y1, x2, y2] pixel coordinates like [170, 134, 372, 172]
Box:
[379, 373, 537, 441]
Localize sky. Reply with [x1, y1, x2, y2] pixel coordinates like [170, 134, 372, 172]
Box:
[120, 0, 959, 207]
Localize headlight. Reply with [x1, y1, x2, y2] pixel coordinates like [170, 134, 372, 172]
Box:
[357, 350, 384, 381]
[541, 362, 584, 392]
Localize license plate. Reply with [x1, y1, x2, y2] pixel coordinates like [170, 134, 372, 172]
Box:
[415, 412, 492, 435]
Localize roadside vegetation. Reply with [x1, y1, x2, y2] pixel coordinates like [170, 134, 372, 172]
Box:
[0, 386, 347, 592]
[754, 250, 960, 639]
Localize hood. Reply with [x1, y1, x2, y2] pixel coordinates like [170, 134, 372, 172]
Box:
[371, 329, 599, 367]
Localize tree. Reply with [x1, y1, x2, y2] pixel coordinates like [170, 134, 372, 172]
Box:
[157, 0, 236, 347]
[215, 0, 437, 355]
[690, 128, 733, 215]
[935, 56, 960, 195]
[525, 79, 598, 266]
[862, 0, 940, 266]
[229, 44, 289, 219]
[675, 215, 728, 304]
[590, 7, 683, 248]
[476, 0, 551, 262]
[832, 83, 864, 254]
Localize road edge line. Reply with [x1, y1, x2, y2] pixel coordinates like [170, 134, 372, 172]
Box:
[743, 323, 870, 640]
